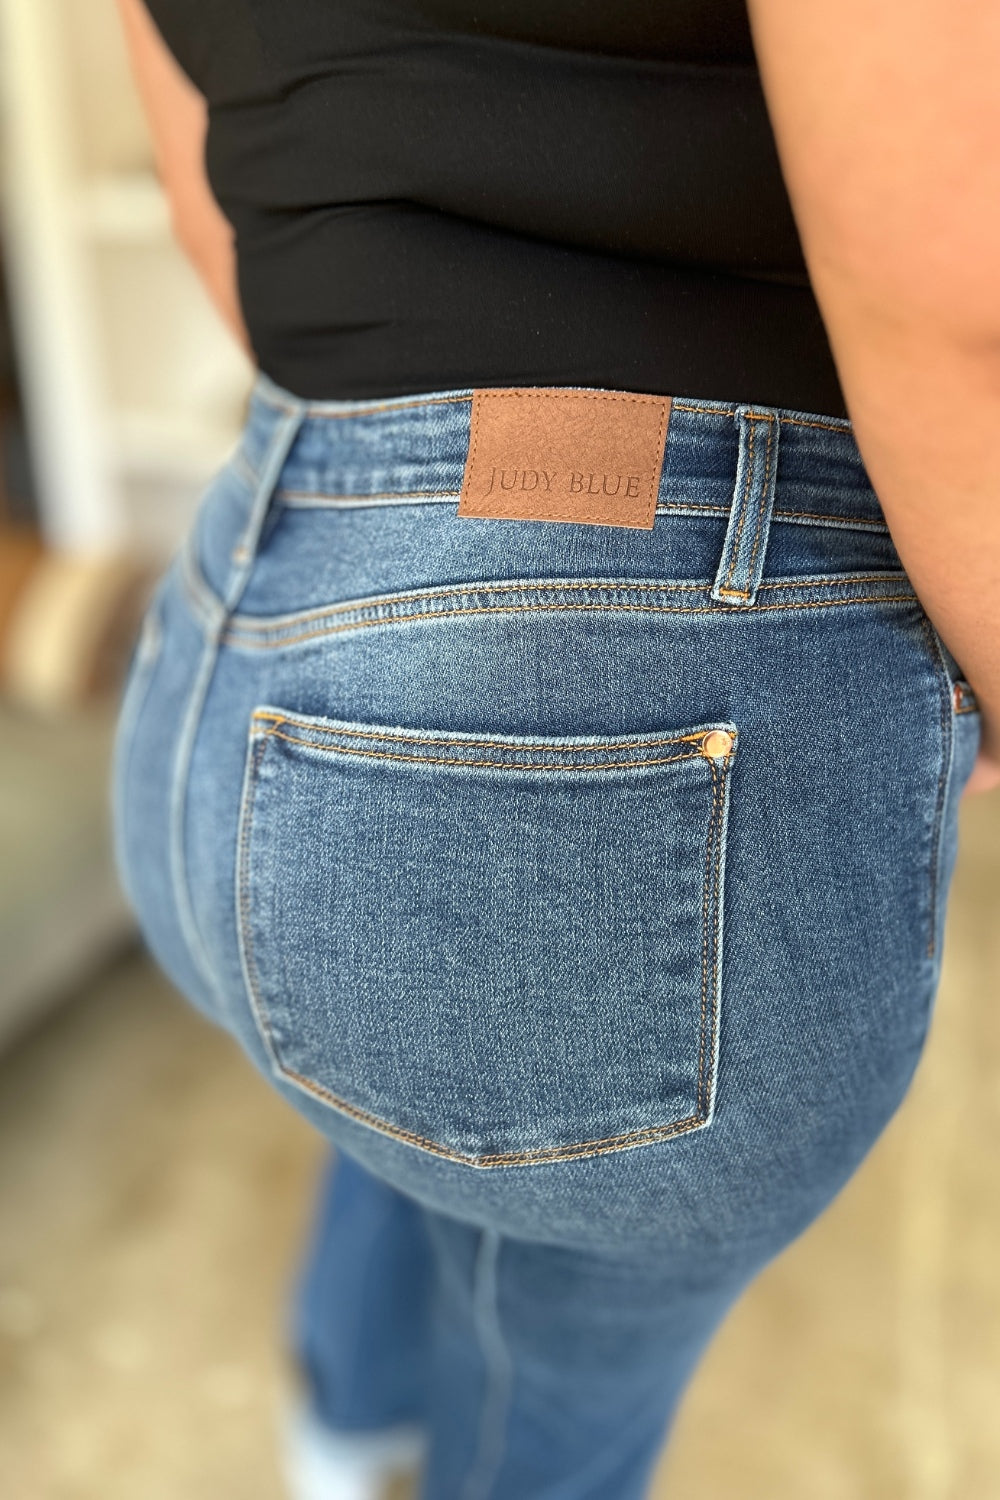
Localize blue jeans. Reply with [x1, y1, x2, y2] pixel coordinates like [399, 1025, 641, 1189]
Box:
[110, 370, 980, 1498]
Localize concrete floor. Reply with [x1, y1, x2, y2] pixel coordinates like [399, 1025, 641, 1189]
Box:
[1, 793, 998, 1500]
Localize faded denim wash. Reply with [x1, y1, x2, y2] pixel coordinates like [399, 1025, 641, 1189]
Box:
[110, 370, 980, 1499]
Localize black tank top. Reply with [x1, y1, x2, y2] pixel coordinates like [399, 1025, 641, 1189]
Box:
[143, 0, 849, 417]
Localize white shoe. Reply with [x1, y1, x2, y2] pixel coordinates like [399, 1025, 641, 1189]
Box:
[280, 1389, 426, 1500]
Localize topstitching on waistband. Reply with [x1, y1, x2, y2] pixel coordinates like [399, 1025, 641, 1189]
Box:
[238, 372, 876, 529]
[248, 369, 853, 433]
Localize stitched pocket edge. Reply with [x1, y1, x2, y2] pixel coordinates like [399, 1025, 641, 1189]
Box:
[233, 705, 738, 1169]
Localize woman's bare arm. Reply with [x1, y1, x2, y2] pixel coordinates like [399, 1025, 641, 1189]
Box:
[116, 0, 998, 787]
[746, 0, 1000, 792]
[114, 0, 252, 356]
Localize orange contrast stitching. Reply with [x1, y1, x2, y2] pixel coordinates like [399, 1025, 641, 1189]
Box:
[775, 507, 881, 524]
[223, 573, 911, 637]
[236, 720, 736, 1167]
[648, 396, 672, 523]
[758, 574, 898, 591]
[250, 711, 718, 756]
[225, 572, 911, 633]
[704, 765, 725, 1114]
[275, 1070, 708, 1165]
[695, 761, 720, 1115]
[672, 403, 850, 434]
[465, 390, 482, 499]
[658, 500, 886, 527]
[222, 593, 918, 651]
[471, 389, 671, 408]
[255, 727, 708, 772]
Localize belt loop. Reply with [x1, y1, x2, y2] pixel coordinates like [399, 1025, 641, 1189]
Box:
[710, 406, 780, 606]
[224, 393, 308, 616]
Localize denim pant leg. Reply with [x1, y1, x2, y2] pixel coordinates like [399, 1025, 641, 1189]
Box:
[417, 1213, 743, 1500]
[290, 1151, 742, 1500]
[291, 1146, 433, 1432]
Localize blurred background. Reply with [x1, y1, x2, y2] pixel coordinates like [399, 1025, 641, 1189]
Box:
[0, 3, 997, 1498]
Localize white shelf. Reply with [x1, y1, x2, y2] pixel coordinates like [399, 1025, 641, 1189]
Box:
[74, 169, 171, 243]
[0, 0, 252, 558]
[113, 408, 240, 479]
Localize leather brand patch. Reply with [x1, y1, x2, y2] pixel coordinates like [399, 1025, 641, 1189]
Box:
[457, 387, 672, 529]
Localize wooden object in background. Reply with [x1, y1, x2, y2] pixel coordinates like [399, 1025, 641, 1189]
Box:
[0, 0, 251, 562]
[0, 544, 158, 714]
[0, 519, 45, 646]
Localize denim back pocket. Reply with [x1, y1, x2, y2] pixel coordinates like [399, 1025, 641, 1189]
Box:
[236, 705, 738, 1167]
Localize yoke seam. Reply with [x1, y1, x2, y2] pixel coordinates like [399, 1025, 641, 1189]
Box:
[220, 592, 918, 651]
[274, 488, 882, 531]
[228, 572, 903, 621]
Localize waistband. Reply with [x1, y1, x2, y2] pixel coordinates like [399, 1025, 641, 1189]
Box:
[237, 369, 886, 534]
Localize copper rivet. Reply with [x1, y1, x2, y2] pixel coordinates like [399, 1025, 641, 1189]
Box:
[701, 730, 733, 759]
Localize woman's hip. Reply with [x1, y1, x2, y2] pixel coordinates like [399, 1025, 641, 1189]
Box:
[109, 374, 980, 1259]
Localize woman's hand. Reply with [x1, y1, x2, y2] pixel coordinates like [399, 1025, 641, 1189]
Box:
[965, 753, 1000, 798]
[748, 0, 1000, 814]
[965, 717, 1000, 797]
